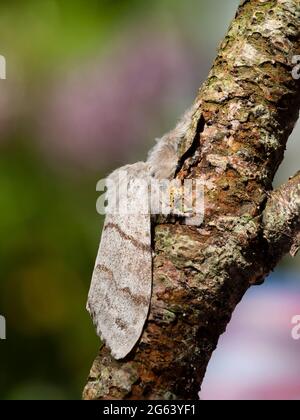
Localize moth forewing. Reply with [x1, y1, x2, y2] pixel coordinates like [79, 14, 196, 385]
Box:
[87, 163, 152, 360]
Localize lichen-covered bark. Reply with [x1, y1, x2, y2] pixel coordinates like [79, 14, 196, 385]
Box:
[264, 171, 300, 259]
[83, 0, 300, 400]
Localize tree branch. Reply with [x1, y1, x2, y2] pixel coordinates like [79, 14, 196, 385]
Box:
[264, 171, 300, 258]
[83, 0, 300, 400]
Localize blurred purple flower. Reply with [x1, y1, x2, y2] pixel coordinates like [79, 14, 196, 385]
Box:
[38, 28, 203, 169]
[201, 273, 300, 400]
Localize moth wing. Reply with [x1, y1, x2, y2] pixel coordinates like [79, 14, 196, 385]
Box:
[87, 164, 152, 360]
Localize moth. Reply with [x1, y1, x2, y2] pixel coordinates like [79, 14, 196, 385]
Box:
[87, 101, 203, 360]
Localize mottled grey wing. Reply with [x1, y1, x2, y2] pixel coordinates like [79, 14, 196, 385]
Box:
[87, 164, 152, 360]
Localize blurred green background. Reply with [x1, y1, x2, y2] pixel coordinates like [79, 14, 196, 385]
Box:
[0, 0, 299, 400]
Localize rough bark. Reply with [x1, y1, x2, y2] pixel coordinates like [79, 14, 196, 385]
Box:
[264, 171, 300, 258]
[83, 0, 300, 400]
